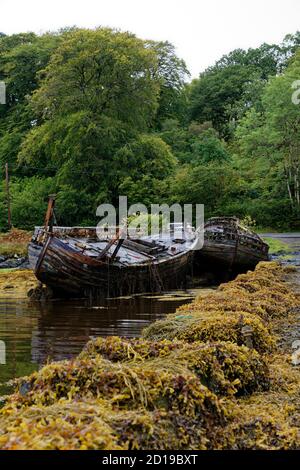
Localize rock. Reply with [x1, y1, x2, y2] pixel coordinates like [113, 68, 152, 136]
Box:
[0, 256, 28, 269]
[291, 351, 300, 366]
[28, 284, 54, 301]
[291, 340, 300, 366]
[19, 381, 32, 396]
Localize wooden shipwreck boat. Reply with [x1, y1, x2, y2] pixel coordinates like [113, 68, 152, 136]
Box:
[195, 217, 269, 273]
[28, 198, 198, 298]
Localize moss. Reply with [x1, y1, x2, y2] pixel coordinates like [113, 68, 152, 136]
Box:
[262, 237, 291, 256]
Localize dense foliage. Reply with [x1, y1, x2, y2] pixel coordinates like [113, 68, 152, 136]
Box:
[0, 28, 300, 230]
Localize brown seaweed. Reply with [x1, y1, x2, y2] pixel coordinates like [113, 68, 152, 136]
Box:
[0, 261, 299, 450]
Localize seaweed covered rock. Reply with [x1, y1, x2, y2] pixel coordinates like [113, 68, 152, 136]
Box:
[78, 337, 272, 396]
[12, 340, 269, 406]
[143, 260, 299, 348]
[79, 336, 184, 362]
[0, 401, 219, 450]
[193, 289, 298, 323]
[12, 356, 226, 423]
[0, 401, 122, 450]
[143, 311, 274, 353]
[180, 342, 270, 395]
[214, 352, 300, 450]
[0, 269, 39, 297]
[78, 337, 271, 395]
[145, 342, 270, 396]
[214, 401, 300, 450]
[175, 313, 274, 352]
[110, 409, 211, 450]
[217, 262, 299, 320]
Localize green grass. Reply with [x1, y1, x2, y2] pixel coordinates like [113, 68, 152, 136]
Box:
[0, 268, 19, 274]
[262, 237, 291, 255]
[0, 241, 28, 257]
[257, 227, 280, 234]
[0, 230, 31, 257]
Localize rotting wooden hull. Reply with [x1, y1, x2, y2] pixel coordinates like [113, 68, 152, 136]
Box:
[29, 236, 194, 298]
[197, 240, 268, 270]
[194, 217, 269, 274]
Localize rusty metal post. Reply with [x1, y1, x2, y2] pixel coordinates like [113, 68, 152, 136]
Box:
[44, 194, 56, 233]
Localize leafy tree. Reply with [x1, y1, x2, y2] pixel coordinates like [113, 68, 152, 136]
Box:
[235, 50, 300, 224]
[159, 121, 229, 164]
[171, 163, 237, 218]
[1, 28, 300, 231]
[281, 31, 300, 61]
[189, 64, 261, 139]
[30, 28, 160, 130]
[114, 134, 176, 205]
[190, 128, 229, 164]
[119, 175, 171, 207]
[213, 43, 285, 78]
[0, 33, 61, 108]
[114, 134, 176, 180]
[0, 32, 61, 168]
[19, 111, 136, 209]
[146, 41, 190, 127]
[187, 37, 300, 139]
[0, 176, 56, 230]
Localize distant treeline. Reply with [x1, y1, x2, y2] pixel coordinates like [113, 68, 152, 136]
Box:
[0, 28, 300, 230]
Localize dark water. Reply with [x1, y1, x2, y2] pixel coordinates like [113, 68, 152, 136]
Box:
[0, 294, 191, 396]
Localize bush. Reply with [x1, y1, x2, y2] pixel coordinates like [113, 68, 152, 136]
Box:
[6, 176, 56, 230]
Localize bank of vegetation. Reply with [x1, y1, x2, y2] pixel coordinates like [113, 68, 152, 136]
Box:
[0, 261, 299, 449]
[0, 29, 300, 230]
[0, 229, 31, 257]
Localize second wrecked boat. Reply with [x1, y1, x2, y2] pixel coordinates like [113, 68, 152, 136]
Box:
[194, 217, 269, 274]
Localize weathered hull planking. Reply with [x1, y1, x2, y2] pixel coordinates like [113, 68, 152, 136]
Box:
[29, 235, 194, 298]
[195, 217, 269, 272]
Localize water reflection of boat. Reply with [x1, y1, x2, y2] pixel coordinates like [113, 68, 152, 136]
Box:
[195, 217, 269, 273]
[29, 199, 198, 298]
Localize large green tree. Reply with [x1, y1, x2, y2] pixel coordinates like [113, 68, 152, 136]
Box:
[0, 32, 61, 168]
[146, 41, 190, 127]
[188, 37, 300, 139]
[114, 134, 176, 206]
[235, 50, 300, 224]
[30, 28, 160, 130]
[14, 29, 183, 223]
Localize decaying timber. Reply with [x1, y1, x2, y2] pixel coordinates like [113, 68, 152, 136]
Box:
[195, 217, 269, 273]
[28, 199, 198, 298]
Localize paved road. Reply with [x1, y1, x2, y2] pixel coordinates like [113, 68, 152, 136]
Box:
[260, 233, 300, 239]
